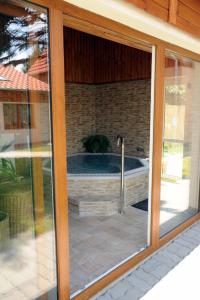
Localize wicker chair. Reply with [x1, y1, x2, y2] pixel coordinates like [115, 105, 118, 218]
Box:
[0, 211, 10, 249]
[0, 191, 33, 237]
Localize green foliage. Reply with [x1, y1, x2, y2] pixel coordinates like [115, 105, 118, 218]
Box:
[0, 211, 7, 222]
[0, 159, 21, 183]
[82, 135, 110, 153]
[165, 84, 186, 96]
[183, 156, 191, 178]
[15, 158, 32, 178]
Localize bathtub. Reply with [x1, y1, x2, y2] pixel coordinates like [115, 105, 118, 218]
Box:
[67, 153, 149, 216]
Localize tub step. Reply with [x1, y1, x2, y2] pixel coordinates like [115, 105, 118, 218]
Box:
[69, 196, 119, 216]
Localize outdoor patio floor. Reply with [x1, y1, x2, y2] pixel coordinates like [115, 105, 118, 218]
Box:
[69, 207, 148, 294]
[93, 220, 200, 300]
[0, 189, 197, 299]
[70, 178, 197, 294]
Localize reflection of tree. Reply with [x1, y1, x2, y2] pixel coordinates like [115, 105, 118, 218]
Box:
[0, 8, 47, 67]
[165, 84, 186, 105]
[166, 84, 186, 96]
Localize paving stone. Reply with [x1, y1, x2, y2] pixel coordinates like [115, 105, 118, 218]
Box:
[119, 288, 143, 300]
[149, 264, 170, 279]
[175, 237, 197, 250]
[2, 288, 28, 300]
[184, 230, 200, 242]
[134, 268, 159, 286]
[127, 274, 151, 292]
[0, 276, 14, 294]
[181, 234, 200, 246]
[150, 253, 175, 269]
[167, 241, 191, 258]
[97, 292, 113, 300]
[92, 221, 200, 300]
[159, 248, 182, 264]
[109, 280, 133, 299]
[140, 259, 161, 273]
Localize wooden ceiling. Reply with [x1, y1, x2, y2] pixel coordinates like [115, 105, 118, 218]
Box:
[64, 27, 152, 84]
[125, 0, 200, 39]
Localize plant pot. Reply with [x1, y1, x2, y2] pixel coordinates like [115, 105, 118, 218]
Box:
[0, 211, 10, 249]
[0, 187, 33, 237]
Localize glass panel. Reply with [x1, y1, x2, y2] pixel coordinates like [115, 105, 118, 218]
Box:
[0, 1, 57, 299]
[63, 26, 154, 296]
[160, 51, 200, 237]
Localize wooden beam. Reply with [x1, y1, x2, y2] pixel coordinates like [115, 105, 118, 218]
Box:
[169, 0, 178, 25]
[62, 2, 200, 62]
[49, 8, 70, 300]
[63, 15, 152, 53]
[0, 3, 25, 17]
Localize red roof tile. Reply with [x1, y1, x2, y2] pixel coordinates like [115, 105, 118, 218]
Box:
[0, 64, 49, 91]
[28, 50, 48, 76]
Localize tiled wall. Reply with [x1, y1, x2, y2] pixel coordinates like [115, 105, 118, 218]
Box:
[65, 79, 151, 157]
[65, 83, 96, 155]
[95, 80, 151, 156]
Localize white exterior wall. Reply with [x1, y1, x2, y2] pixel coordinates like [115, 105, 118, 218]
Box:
[0, 102, 50, 148]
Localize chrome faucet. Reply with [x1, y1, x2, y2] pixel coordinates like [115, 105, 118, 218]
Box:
[117, 135, 123, 147]
[117, 135, 125, 214]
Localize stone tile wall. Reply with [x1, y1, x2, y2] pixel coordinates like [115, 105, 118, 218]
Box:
[65, 80, 151, 156]
[65, 83, 96, 155]
[68, 170, 149, 216]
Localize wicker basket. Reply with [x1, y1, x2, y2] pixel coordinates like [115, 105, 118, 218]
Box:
[0, 211, 10, 248]
[0, 191, 33, 237]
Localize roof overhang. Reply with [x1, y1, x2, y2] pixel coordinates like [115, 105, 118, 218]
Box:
[64, 0, 200, 55]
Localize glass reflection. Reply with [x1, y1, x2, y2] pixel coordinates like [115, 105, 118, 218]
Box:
[160, 51, 200, 237]
[0, 1, 57, 299]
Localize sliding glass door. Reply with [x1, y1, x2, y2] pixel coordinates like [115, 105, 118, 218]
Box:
[63, 25, 155, 296]
[160, 50, 200, 237]
[0, 1, 57, 299]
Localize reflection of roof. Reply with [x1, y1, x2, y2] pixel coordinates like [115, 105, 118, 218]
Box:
[0, 64, 49, 91]
[28, 50, 48, 76]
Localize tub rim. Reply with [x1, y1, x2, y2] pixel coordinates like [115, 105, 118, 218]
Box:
[66, 153, 149, 180]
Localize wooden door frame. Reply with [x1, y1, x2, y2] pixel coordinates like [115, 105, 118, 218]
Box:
[49, 7, 70, 300]
[27, 1, 200, 299]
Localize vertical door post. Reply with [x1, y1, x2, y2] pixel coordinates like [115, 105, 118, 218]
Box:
[151, 45, 165, 248]
[49, 8, 70, 300]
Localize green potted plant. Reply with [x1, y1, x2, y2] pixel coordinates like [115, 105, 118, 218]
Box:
[0, 158, 33, 237]
[82, 134, 110, 153]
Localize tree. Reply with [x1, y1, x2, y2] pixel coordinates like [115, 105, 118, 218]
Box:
[0, 7, 47, 68]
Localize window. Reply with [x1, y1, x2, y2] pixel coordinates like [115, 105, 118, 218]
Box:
[3, 103, 34, 129]
[159, 51, 200, 237]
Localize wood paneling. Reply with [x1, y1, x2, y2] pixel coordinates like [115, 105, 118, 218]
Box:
[64, 28, 94, 83]
[126, 0, 146, 9]
[169, 0, 177, 25]
[154, 0, 169, 10]
[125, 0, 200, 39]
[94, 36, 151, 83]
[64, 27, 152, 83]
[146, 1, 169, 21]
[177, 1, 200, 37]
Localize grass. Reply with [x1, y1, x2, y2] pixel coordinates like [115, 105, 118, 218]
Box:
[161, 176, 178, 183]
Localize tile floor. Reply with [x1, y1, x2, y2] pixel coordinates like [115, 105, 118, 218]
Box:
[0, 179, 198, 299]
[69, 207, 148, 294]
[0, 230, 57, 300]
[93, 220, 200, 300]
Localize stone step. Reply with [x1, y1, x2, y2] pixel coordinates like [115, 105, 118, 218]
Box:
[69, 196, 120, 216]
